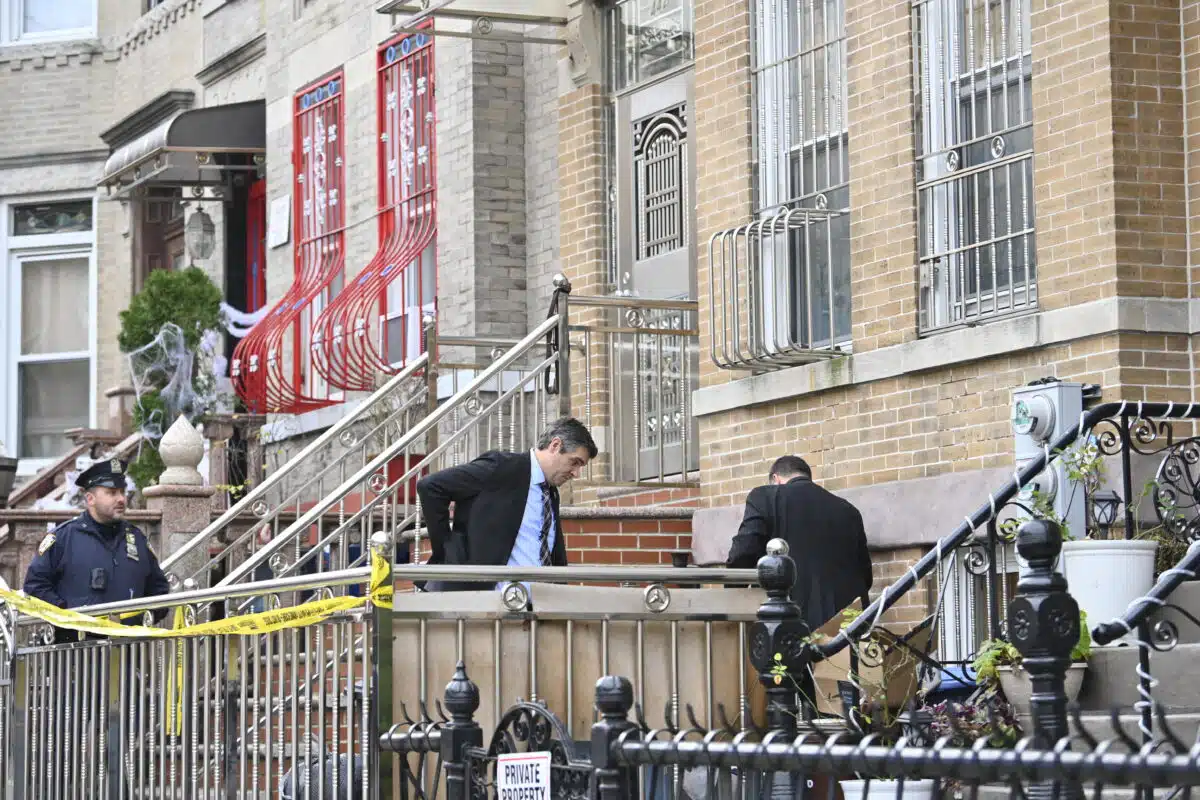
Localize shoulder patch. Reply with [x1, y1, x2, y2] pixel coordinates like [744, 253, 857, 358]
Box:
[37, 534, 56, 555]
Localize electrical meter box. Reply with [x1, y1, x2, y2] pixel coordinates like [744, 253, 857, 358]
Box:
[1011, 381, 1086, 539]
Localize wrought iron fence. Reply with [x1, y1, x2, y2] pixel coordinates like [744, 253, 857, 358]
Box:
[1, 554, 383, 800]
[383, 536, 1200, 800]
[826, 402, 1200, 706]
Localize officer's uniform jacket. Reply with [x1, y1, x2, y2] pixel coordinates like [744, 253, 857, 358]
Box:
[23, 512, 171, 612]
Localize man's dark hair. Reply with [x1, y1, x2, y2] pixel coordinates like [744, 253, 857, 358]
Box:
[537, 417, 598, 459]
[769, 456, 811, 481]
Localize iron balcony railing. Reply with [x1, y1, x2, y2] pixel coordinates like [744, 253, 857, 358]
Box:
[709, 207, 850, 372]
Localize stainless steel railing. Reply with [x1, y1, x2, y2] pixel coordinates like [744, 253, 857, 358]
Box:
[3, 558, 761, 800]
[215, 312, 566, 591]
[565, 293, 700, 487]
[161, 346, 434, 588]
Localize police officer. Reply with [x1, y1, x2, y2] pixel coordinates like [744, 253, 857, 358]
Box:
[23, 457, 170, 639]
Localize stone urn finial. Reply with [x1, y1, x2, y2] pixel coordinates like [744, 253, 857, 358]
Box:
[157, 414, 205, 487]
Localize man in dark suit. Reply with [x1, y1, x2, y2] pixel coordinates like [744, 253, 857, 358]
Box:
[726, 456, 873, 631]
[416, 416, 598, 591]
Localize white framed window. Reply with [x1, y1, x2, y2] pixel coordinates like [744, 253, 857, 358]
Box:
[915, 0, 1036, 333]
[0, 195, 97, 473]
[752, 0, 851, 353]
[0, 0, 97, 46]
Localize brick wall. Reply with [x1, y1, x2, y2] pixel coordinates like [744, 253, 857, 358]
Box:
[845, 0, 919, 353]
[524, 33, 563, 332]
[471, 39, 529, 340]
[1187, 0, 1200, 288]
[694, 0, 753, 390]
[698, 335, 1126, 507]
[562, 518, 693, 565]
[1110, 0, 1188, 300]
[1029, 0, 1121, 311]
[557, 84, 608, 296]
[435, 35, 477, 337]
[869, 547, 934, 629]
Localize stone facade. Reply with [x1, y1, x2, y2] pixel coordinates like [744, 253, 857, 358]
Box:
[0, 0, 563, 472]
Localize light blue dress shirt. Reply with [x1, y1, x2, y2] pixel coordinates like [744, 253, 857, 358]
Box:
[498, 451, 557, 592]
[507, 450, 556, 567]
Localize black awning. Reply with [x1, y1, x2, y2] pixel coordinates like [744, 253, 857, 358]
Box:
[99, 100, 265, 196]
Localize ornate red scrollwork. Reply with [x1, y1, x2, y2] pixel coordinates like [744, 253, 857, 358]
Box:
[312, 26, 437, 393]
[233, 71, 347, 413]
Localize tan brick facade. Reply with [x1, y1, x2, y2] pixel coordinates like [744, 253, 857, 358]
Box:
[681, 0, 1200, 528]
[693, 0, 754, 389]
[845, 0, 920, 353]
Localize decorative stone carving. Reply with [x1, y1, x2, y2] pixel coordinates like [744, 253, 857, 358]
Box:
[157, 414, 205, 486]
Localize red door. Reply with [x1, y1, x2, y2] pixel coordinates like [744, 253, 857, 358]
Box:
[246, 179, 268, 311]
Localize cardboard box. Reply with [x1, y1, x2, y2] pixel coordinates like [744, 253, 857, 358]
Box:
[809, 612, 934, 716]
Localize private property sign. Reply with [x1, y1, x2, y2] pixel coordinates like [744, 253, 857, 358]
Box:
[496, 752, 552, 800]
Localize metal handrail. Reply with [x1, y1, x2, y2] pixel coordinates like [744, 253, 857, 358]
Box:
[216, 313, 564, 587]
[159, 350, 430, 572]
[15, 564, 759, 622]
[819, 401, 1200, 660]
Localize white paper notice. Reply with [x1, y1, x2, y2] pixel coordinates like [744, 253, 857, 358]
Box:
[267, 195, 291, 249]
[496, 751, 552, 800]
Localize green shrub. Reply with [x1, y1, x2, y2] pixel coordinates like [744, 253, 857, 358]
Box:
[118, 267, 222, 352]
[118, 267, 223, 489]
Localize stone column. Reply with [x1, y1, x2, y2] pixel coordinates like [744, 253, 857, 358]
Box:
[143, 415, 215, 587]
[104, 386, 137, 438]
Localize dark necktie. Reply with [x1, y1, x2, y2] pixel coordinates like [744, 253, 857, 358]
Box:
[539, 482, 553, 566]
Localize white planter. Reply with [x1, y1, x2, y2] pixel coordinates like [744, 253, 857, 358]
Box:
[997, 662, 1087, 714]
[841, 779, 935, 800]
[1060, 539, 1157, 645]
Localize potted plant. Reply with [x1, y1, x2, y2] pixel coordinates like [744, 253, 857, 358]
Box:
[971, 611, 1092, 713]
[1014, 437, 1158, 647]
[0, 440, 16, 508]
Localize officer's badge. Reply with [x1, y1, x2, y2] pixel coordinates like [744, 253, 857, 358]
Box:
[37, 533, 55, 555]
[125, 531, 140, 562]
[111, 459, 122, 473]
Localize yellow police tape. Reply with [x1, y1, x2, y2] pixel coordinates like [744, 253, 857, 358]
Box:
[0, 551, 394, 641]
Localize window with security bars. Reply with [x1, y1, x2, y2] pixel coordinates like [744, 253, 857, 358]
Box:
[752, 0, 851, 351]
[915, 0, 1036, 332]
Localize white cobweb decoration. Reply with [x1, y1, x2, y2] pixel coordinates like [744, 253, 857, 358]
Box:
[127, 322, 232, 444]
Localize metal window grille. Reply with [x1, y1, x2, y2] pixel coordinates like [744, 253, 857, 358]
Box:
[914, 0, 1036, 333]
[293, 72, 346, 405]
[378, 30, 437, 370]
[750, 0, 851, 354]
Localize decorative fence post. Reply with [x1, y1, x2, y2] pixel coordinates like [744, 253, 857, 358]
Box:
[441, 661, 482, 800]
[591, 676, 639, 800]
[1008, 518, 1082, 800]
[749, 538, 811, 800]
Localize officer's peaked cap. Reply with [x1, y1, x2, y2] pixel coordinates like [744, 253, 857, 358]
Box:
[76, 458, 129, 491]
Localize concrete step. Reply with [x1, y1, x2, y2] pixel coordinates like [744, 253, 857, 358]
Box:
[1077, 643, 1200, 712]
